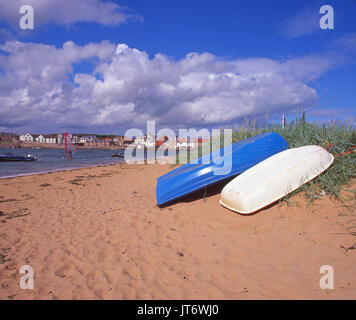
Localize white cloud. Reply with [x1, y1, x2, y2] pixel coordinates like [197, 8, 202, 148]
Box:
[0, 40, 337, 133]
[0, 0, 140, 29]
[277, 5, 321, 39]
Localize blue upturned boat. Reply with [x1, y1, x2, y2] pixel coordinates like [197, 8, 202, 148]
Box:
[156, 132, 289, 206]
[0, 154, 38, 162]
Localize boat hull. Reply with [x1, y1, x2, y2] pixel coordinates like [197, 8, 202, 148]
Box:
[156, 132, 289, 205]
[220, 145, 334, 214]
[0, 155, 38, 162]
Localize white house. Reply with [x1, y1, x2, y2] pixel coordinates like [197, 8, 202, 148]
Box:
[45, 137, 56, 144]
[134, 134, 156, 148]
[78, 135, 98, 144]
[78, 136, 86, 144]
[134, 136, 145, 145]
[86, 136, 98, 144]
[35, 135, 45, 143]
[44, 135, 56, 144]
[146, 134, 156, 148]
[57, 133, 64, 144]
[19, 133, 34, 142]
[57, 133, 71, 144]
[176, 137, 197, 149]
[58, 133, 78, 144]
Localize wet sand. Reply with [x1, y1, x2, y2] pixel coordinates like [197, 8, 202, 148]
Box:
[0, 163, 355, 299]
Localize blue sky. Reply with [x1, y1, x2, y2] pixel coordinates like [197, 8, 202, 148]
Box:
[0, 0, 355, 134]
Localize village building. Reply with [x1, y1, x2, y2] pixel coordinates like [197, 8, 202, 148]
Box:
[124, 137, 135, 146]
[57, 133, 79, 144]
[57, 133, 64, 144]
[87, 136, 98, 144]
[57, 133, 77, 144]
[78, 136, 86, 144]
[81, 136, 96, 144]
[72, 136, 78, 144]
[19, 133, 34, 142]
[77, 135, 99, 145]
[113, 136, 124, 146]
[133, 134, 156, 148]
[34, 135, 45, 143]
[44, 135, 57, 144]
[0, 133, 19, 145]
[103, 137, 112, 145]
[134, 136, 146, 146]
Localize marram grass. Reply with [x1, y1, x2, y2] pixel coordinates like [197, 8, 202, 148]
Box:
[181, 116, 356, 205]
[235, 119, 356, 205]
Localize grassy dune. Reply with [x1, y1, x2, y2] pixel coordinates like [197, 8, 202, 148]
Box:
[234, 117, 356, 204]
[182, 114, 356, 204]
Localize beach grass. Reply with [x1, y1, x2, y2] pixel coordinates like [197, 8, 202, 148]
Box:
[240, 117, 355, 204]
[180, 113, 356, 204]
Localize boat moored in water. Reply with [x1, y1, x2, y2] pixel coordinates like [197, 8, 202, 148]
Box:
[0, 154, 38, 162]
[112, 153, 124, 158]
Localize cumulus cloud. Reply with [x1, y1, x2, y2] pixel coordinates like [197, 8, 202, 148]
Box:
[0, 40, 336, 133]
[0, 0, 140, 29]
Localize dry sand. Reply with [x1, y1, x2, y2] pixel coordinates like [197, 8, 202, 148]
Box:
[0, 162, 355, 300]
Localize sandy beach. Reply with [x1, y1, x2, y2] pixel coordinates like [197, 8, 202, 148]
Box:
[0, 162, 355, 300]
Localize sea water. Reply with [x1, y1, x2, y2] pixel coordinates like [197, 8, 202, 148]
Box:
[0, 148, 128, 178]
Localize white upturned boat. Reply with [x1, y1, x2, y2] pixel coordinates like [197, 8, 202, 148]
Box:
[219, 145, 334, 214]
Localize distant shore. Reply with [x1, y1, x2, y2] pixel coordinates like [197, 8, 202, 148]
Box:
[0, 141, 126, 150]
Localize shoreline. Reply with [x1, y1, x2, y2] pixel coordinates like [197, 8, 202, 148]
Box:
[0, 161, 123, 179]
[0, 156, 172, 180]
[0, 144, 126, 150]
